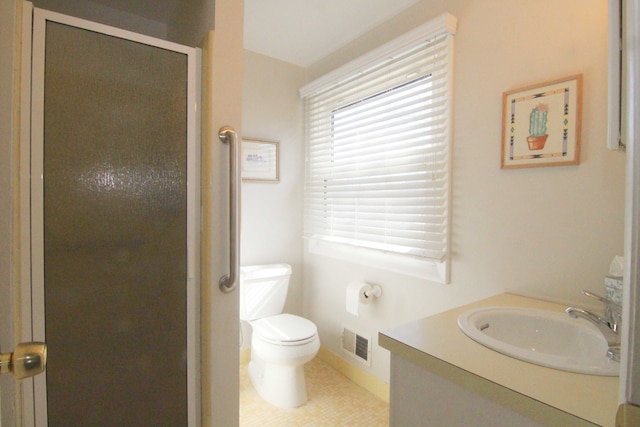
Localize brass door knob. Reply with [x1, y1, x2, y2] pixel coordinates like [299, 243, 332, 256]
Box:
[0, 342, 47, 379]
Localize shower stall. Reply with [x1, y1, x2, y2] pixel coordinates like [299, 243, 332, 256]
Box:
[23, 7, 200, 426]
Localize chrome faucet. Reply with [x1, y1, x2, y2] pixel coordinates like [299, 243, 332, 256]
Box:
[565, 307, 620, 346]
[566, 290, 622, 361]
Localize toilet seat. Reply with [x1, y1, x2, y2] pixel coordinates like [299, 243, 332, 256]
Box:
[252, 313, 317, 346]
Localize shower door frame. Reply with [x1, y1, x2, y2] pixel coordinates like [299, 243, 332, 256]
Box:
[19, 5, 201, 426]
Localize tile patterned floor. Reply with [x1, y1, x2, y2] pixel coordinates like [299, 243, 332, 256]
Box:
[240, 358, 389, 426]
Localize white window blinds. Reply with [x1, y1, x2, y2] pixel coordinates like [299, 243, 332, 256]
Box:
[301, 14, 456, 264]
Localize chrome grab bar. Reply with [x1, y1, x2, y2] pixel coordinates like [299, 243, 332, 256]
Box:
[218, 126, 240, 293]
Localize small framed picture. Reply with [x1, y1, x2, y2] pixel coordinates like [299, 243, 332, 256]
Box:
[501, 74, 583, 169]
[241, 137, 279, 182]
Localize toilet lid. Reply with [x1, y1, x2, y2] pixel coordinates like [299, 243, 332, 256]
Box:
[252, 313, 317, 344]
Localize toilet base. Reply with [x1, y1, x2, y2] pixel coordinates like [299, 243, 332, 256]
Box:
[248, 359, 308, 408]
[247, 333, 320, 408]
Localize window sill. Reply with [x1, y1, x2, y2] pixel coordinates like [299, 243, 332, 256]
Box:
[306, 237, 449, 284]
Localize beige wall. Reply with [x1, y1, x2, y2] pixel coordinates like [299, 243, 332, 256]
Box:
[295, 0, 625, 382]
[241, 51, 306, 315]
[199, 0, 244, 425]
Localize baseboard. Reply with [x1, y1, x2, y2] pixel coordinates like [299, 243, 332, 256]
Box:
[317, 346, 390, 403]
[240, 346, 250, 365]
[617, 403, 640, 427]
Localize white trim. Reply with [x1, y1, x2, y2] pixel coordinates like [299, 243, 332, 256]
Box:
[186, 47, 202, 427]
[302, 14, 456, 282]
[443, 31, 455, 285]
[300, 13, 457, 98]
[19, 2, 37, 426]
[621, 0, 640, 406]
[307, 238, 448, 283]
[29, 9, 47, 424]
[608, 0, 623, 150]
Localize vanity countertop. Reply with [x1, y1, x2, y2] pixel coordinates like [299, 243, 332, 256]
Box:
[379, 293, 619, 427]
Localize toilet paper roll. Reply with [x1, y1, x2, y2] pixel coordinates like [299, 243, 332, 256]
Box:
[346, 281, 373, 316]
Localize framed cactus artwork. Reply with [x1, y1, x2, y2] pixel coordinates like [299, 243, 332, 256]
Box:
[501, 74, 582, 169]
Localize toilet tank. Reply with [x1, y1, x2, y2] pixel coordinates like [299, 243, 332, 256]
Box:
[239, 264, 292, 321]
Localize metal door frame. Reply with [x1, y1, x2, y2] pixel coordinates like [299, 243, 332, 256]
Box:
[20, 4, 201, 425]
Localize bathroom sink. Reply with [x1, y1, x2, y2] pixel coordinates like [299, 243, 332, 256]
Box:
[457, 306, 619, 376]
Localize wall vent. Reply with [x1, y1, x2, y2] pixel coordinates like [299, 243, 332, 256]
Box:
[341, 326, 371, 366]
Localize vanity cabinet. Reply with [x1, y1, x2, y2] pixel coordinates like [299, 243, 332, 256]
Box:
[389, 354, 553, 427]
[379, 294, 618, 427]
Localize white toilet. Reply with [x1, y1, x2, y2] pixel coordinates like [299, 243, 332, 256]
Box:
[240, 263, 320, 408]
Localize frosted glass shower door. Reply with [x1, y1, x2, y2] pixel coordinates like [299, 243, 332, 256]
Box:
[29, 9, 199, 426]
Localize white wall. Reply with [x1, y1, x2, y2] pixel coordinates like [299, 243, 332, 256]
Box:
[299, 0, 625, 382]
[241, 51, 307, 316]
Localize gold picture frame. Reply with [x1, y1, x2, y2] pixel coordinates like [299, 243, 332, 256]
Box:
[501, 74, 583, 169]
[241, 137, 279, 182]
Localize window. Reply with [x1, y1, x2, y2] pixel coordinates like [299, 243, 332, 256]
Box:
[300, 14, 456, 283]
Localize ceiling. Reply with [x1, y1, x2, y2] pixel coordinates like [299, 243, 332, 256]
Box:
[243, 0, 420, 68]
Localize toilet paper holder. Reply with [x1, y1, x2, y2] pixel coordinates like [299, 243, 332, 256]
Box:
[363, 284, 382, 299]
[346, 281, 382, 316]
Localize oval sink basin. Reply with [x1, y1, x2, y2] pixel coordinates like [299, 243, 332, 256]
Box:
[457, 306, 619, 376]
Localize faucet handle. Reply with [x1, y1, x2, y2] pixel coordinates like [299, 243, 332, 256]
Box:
[582, 290, 621, 307]
[582, 290, 622, 332]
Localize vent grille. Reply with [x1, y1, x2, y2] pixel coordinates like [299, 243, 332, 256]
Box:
[355, 335, 368, 360]
[341, 326, 370, 366]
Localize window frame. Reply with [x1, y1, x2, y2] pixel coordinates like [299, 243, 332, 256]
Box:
[300, 13, 457, 284]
